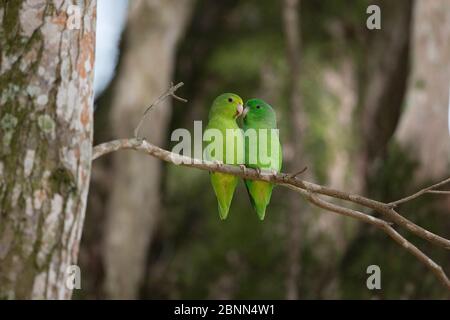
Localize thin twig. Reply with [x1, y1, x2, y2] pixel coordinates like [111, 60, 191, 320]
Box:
[133, 82, 187, 139]
[91, 138, 450, 290]
[389, 177, 450, 206]
[290, 166, 308, 178]
[427, 190, 450, 194]
[301, 190, 450, 291]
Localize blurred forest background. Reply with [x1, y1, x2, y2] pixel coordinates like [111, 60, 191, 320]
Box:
[81, 0, 450, 299]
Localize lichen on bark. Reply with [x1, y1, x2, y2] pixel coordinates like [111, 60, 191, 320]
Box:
[0, 0, 96, 299]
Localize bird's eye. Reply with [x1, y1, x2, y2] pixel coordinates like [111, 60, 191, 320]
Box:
[228, 98, 233, 103]
[256, 105, 261, 109]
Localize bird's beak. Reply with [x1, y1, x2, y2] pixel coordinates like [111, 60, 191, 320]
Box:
[242, 107, 249, 118]
[234, 103, 243, 118]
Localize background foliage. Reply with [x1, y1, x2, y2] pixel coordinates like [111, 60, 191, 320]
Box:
[81, 0, 450, 299]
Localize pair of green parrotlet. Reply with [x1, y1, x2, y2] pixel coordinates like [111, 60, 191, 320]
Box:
[205, 93, 282, 221]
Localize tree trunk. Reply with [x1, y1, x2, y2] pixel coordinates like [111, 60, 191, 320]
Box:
[282, 0, 305, 300]
[395, 0, 450, 182]
[103, 0, 194, 299]
[359, 0, 413, 184]
[0, 0, 96, 299]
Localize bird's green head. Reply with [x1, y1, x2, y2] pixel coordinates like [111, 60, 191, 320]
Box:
[209, 93, 244, 120]
[243, 98, 277, 128]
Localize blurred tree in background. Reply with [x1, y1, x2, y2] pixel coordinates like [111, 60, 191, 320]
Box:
[78, 0, 450, 299]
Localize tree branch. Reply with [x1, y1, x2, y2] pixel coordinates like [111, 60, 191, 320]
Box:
[92, 138, 450, 291]
[389, 177, 450, 206]
[133, 82, 187, 139]
[427, 190, 450, 194]
[91, 81, 450, 292]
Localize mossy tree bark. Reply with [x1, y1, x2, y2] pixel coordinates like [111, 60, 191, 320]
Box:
[0, 0, 96, 299]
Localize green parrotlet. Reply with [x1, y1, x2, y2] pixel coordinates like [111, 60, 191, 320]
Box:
[243, 98, 282, 220]
[204, 93, 244, 220]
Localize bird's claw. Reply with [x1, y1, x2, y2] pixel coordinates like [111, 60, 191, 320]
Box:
[239, 164, 247, 174]
[213, 160, 224, 167]
[134, 135, 147, 142]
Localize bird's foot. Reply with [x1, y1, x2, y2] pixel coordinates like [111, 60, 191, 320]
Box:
[239, 164, 247, 175]
[134, 135, 147, 143]
[213, 160, 224, 167]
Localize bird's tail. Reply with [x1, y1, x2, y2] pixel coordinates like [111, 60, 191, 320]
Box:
[211, 172, 238, 220]
[217, 202, 230, 220]
[245, 180, 273, 220]
[253, 200, 268, 221]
